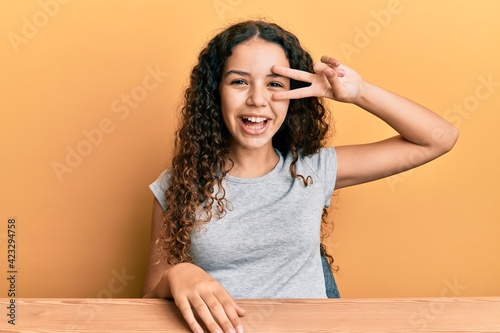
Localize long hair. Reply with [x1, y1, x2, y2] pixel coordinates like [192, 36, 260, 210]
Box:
[158, 20, 335, 269]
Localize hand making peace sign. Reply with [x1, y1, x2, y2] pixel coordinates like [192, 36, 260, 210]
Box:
[272, 56, 364, 103]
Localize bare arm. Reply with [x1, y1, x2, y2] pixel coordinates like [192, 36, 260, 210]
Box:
[272, 56, 458, 189]
[141, 198, 173, 298]
[142, 198, 246, 333]
[335, 81, 458, 189]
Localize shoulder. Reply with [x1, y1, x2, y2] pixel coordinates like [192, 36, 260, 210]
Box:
[149, 169, 171, 211]
[285, 147, 338, 203]
[303, 147, 336, 161]
[282, 147, 337, 183]
[293, 147, 337, 173]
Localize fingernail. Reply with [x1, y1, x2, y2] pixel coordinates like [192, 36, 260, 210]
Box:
[227, 329, 235, 333]
[236, 325, 244, 333]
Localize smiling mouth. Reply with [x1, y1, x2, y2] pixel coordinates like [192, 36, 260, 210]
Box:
[241, 116, 268, 129]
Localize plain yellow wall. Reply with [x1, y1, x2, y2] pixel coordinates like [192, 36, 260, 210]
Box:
[1, 0, 499, 299]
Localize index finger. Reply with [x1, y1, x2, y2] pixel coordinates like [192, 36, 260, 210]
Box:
[273, 86, 316, 100]
[271, 65, 314, 83]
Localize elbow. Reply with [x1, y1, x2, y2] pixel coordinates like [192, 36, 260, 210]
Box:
[141, 286, 157, 298]
[141, 287, 151, 298]
[435, 124, 459, 155]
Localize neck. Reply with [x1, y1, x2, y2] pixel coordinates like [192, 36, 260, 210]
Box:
[227, 145, 279, 178]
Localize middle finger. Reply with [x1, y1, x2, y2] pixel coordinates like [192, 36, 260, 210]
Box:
[271, 65, 314, 83]
[200, 293, 237, 333]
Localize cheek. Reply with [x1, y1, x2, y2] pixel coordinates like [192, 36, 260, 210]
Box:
[272, 99, 290, 119]
[220, 105, 233, 129]
[220, 89, 243, 113]
[219, 92, 233, 120]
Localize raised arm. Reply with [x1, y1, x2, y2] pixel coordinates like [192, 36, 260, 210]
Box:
[272, 56, 459, 189]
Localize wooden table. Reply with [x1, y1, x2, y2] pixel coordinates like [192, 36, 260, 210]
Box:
[1, 297, 500, 332]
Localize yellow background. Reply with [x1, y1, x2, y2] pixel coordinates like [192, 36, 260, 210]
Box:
[1, 0, 499, 298]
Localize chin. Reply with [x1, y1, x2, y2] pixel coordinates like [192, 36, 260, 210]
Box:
[233, 138, 273, 151]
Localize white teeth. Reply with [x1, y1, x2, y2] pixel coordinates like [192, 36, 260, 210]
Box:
[243, 116, 267, 123]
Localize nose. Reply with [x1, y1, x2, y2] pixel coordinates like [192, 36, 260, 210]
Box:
[247, 85, 268, 107]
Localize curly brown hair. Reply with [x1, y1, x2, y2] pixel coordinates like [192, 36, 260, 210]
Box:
[157, 20, 336, 269]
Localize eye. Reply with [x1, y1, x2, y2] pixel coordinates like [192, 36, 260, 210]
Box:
[269, 81, 285, 88]
[230, 79, 247, 85]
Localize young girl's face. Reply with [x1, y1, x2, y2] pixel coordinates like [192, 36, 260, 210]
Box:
[219, 38, 291, 153]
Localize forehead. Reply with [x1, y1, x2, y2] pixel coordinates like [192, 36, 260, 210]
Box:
[224, 38, 290, 71]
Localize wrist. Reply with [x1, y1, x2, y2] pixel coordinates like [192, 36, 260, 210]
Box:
[149, 264, 183, 299]
[352, 80, 371, 107]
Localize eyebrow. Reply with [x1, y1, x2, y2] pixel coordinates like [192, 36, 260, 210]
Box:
[223, 70, 287, 79]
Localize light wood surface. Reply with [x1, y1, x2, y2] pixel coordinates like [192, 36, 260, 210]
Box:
[1, 297, 500, 332]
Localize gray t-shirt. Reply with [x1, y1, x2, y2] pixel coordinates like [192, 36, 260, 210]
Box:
[149, 147, 337, 298]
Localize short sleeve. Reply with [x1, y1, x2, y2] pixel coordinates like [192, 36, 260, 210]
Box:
[149, 169, 170, 211]
[303, 147, 337, 207]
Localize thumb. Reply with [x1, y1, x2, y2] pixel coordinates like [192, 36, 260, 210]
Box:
[325, 69, 341, 89]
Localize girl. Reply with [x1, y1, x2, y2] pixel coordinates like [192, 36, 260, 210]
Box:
[142, 20, 458, 333]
